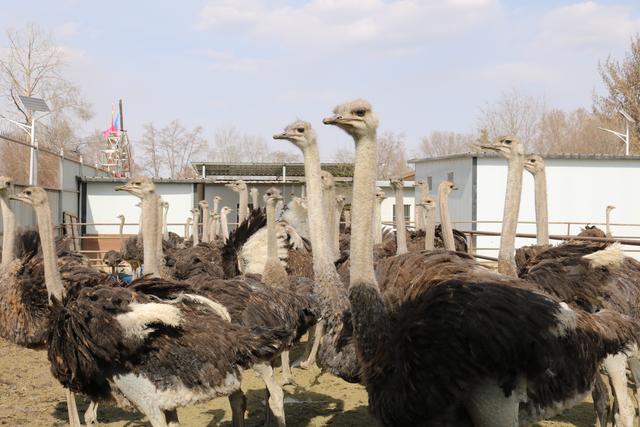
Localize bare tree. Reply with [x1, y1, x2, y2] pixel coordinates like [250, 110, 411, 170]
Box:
[377, 131, 411, 178]
[477, 88, 544, 150]
[0, 24, 93, 152]
[270, 150, 302, 163]
[333, 148, 355, 163]
[419, 131, 475, 157]
[210, 125, 277, 163]
[138, 123, 162, 177]
[594, 34, 640, 152]
[158, 121, 207, 179]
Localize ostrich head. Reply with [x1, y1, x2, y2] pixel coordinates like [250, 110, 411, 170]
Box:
[322, 99, 379, 139]
[524, 155, 545, 175]
[0, 176, 13, 193]
[336, 195, 346, 206]
[480, 136, 524, 159]
[220, 206, 233, 216]
[10, 186, 48, 207]
[213, 195, 222, 203]
[375, 187, 386, 202]
[186, 217, 193, 225]
[607, 205, 616, 213]
[320, 171, 335, 190]
[264, 187, 283, 205]
[390, 177, 404, 190]
[419, 194, 436, 211]
[190, 208, 198, 217]
[198, 200, 209, 209]
[115, 176, 155, 199]
[250, 187, 259, 197]
[438, 180, 458, 196]
[117, 214, 125, 221]
[225, 180, 247, 193]
[415, 180, 429, 192]
[272, 120, 316, 150]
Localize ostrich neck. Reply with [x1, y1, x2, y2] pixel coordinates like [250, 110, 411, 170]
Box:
[0, 192, 16, 267]
[213, 199, 220, 214]
[533, 170, 549, 245]
[251, 192, 259, 209]
[425, 207, 436, 250]
[118, 218, 125, 252]
[33, 202, 65, 300]
[162, 207, 169, 240]
[201, 206, 209, 243]
[350, 135, 378, 287]
[373, 200, 382, 244]
[156, 200, 163, 266]
[301, 143, 349, 314]
[438, 190, 455, 251]
[239, 190, 248, 223]
[142, 197, 160, 277]
[266, 201, 278, 261]
[498, 156, 524, 277]
[184, 222, 190, 240]
[221, 214, 229, 241]
[334, 201, 343, 256]
[192, 212, 200, 245]
[393, 186, 408, 255]
[606, 211, 612, 238]
[323, 185, 337, 259]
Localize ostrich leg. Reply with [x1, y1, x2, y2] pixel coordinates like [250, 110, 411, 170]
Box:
[228, 390, 247, 427]
[164, 409, 179, 427]
[66, 390, 82, 427]
[299, 320, 324, 369]
[627, 356, 640, 411]
[84, 400, 99, 425]
[604, 353, 635, 427]
[253, 362, 285, 427]
[280, 350, 295, 386]
[592, 373, 612, 427]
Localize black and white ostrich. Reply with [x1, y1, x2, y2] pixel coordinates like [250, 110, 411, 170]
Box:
[11, 185, 291, 427]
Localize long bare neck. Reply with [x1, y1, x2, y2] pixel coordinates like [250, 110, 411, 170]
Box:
[334, 201, 343, 256]
[192, 212, 200, 245]
[156, 200, 163, 265]
[221, 213, 229, 242]
[162, 206, 169, 241]
[606, 210, 613, 238]
[498, 156, 524, 276]
[251, 191, 259, 208]
[266, 201, 278, 262]
[393, 186, 408, 255]
[118, 217, 125, 252]
[238, 190, 248, 223]
[184, 221, 190, 240]
[351, 135, 378, 287]
[374, 199, 383, 244]
[213, 199, 220, 214]
[142, 197, 161, 277]
[201, 205, 209, 243]
[323, 185, 337, 259]
[212, 217, 219, 240]
[34, 201, 65, 300]
[425, 207, 436, 250]
[0, 192, 16, 267]
[533, 169, 549, 245]
[438, 189, 455, 251]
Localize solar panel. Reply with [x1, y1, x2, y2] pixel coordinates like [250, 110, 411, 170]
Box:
[18, 96, 50, 112]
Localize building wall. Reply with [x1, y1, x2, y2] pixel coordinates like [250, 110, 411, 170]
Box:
[376, 181, 416, 227]
[413, 157, 474, 230]
[476, 157, 640, 258]
[85, 182, 195, 235]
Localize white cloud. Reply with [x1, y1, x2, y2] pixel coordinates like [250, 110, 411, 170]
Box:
[195, 0, 500, 52]
[196, 49, 271, 72]
[538, 1, 640, 51]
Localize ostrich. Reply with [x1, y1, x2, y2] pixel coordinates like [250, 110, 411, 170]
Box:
[250, 187, 260, 209]
[227, 180, 249, 224]
[199, 200, 210, 243]
[161, 201, 170, 241]
[323, 100, 640, 426]
[414, 180, 429, 231]
[606, 205, 616, 238]
[334, 194, 346, 257]
[390, 178, 408, 255]
[321, 171, 339, 260]
[374, 187, 386, 244]
[184, 217, 192, 241]
[437, 180, 458, 251]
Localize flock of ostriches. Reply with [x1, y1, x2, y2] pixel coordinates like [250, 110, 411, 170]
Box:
[1, 99, 640, 427]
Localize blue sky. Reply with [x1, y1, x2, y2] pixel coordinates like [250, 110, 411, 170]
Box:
[1, 0, 639, 161]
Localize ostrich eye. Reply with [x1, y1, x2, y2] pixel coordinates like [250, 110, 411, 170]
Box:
[297, 128, 305, 133]
[530, 159, 536, 163]
[504, 140, 512, 145]
[25, 191, 31, 195]
[354, 109, 366, 117]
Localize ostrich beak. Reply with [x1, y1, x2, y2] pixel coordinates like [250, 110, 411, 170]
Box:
[272, 132, 288, 140]
[9, 193, 29, 203]
[452, 186, 459, 191]
[114, 183, 130, 192]
[322, 115, 343, 125]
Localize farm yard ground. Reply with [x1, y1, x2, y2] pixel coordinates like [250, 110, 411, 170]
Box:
[0, 337, 601, 426]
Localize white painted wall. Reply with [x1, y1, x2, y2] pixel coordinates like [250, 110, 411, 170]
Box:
[476, 157, 640, 259]
[85, 182, 194, 235]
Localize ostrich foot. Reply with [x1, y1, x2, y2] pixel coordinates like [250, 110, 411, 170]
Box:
[84, 400, 99, 425]
[280, 351, 296, 386]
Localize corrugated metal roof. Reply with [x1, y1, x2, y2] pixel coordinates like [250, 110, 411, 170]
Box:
[409, 152, 640, 163]
[191, 162, 354, 178]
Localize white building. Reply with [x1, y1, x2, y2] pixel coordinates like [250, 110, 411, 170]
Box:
[375, 180, 416, 227]
[409, 153, 640, 259]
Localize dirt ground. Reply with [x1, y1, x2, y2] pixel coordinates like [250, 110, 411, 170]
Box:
[0, 336, 599, 426]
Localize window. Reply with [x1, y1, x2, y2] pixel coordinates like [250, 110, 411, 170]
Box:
[447, 172, 454, 183]
[427, 176, 433, 191]
[392, 204, 411, 223]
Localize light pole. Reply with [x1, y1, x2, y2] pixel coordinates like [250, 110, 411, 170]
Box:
[0, 96, 50, 185]
[598, 109, 636, 156]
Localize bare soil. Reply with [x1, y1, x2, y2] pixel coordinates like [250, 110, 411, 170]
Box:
[0, 336, 599, 426]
